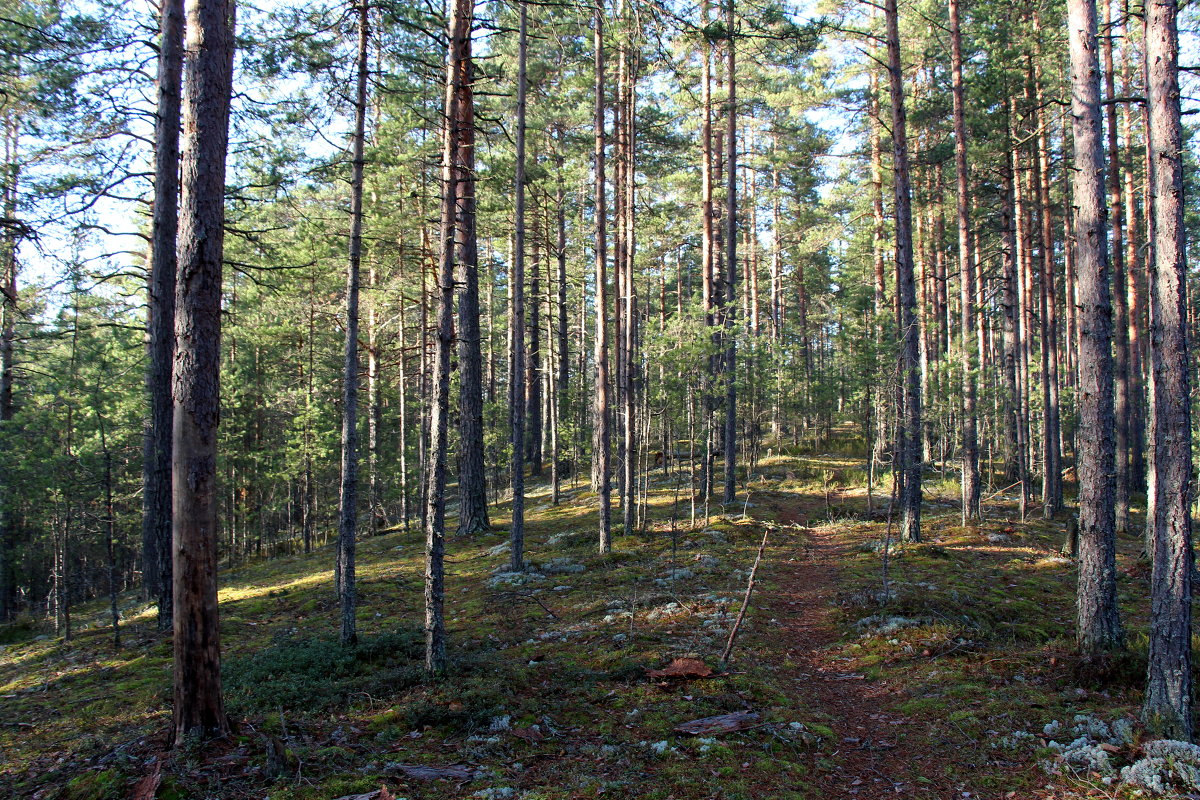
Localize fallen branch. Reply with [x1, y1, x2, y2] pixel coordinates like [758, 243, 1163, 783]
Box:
[719, 526, 771, 668]
[490, 590, 560, 619]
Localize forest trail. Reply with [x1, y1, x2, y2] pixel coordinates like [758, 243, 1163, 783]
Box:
[752, 487, 1037, 800]
[761, 496, 920, 798]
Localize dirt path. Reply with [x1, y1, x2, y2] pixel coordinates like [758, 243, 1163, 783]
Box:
[761, 497, 931, 798]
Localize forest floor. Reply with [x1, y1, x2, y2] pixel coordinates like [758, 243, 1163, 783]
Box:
[0, 446, 1173, 800]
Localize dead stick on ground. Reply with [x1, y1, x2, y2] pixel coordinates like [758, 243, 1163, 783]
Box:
[720, 526, 771, 668]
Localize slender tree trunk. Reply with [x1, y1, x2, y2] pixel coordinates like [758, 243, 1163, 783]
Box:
[593, 4, 612, 553]
[0, 118, 17, 623]
[886, 0, 921, 542]
[950, 0, 980, 523]
[553, 149, 568, 505]
[1103, 0, 1132, 534]
[527, 231, 543, 475]
[1033, 23, 1063, 517]
[621, 13, 639, 534]
[1142, 0, 1192, 739]
[510, 0, 528, 572]
[721, 0, 737, 505]
[398, 281, 410, 528]
[1068, 0, 1124, 658]
[142, 0, 183, 631]
[426, 0, 473, 675]
[700, 0, 716, 501]
[97, 403, 121, 649]
[337, 0, 369, 647]
[368, 261, 382, 533]
[869, 79, 888, 479]
[172, 0, 235, 742]
[1122, 29, 1146, 492]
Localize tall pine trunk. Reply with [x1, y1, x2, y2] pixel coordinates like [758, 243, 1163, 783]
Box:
[509, 0, 528, 571]
[593, 4, 613, 552]
[721, 0, 737, 505]
[886, 0, 921, 542]
[455, 0, 489, 536]
[337, 0, 369, 647]
[1068, 0, 1124, 658]
[949, 0, 980, 523]
[426, 0, 473, 675]
[1102, 0, 1132, 534]
[172, 0, 235, 742]
[143, 0, 183, 632]
[1142, 0, 1192, 739]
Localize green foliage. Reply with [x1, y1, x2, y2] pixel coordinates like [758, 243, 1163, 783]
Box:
[223, 628, 423, 712]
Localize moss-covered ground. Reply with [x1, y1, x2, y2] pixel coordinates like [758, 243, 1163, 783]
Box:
[0, 445, 1181, 799]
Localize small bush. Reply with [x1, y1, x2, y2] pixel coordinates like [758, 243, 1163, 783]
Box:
[223, 628, 423, 712]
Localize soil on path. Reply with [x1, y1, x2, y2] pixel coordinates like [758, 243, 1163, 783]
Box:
[758, 495, 959, 799]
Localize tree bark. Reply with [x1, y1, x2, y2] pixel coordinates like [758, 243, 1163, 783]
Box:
[949, 0, 980, 523]
[1068, 0, 1124, 658]
[143, 0, 184, 632]
[885, 0, 921, 543]
[721, 0, 737, 505]
[426, 0, 472, 675]
[455, 0, 489, 536]
[509, 0, 527, 572]
[1142, 0, 1192, 739]
[1102, 0, 1131, 534]
[337, 0, 369, 647]
[593, 4, 612, 552]
[0, 117, 17, 623]
[172, 0, 235, 742]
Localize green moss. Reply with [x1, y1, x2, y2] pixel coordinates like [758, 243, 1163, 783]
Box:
[57, 769, 125, 800]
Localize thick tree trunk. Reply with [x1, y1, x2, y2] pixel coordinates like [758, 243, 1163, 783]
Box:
[143, 0, 183, 631]
[172, 0, 235, 742]
[455, 0, 489, 536]
[337, 0, 369, 648]
[1142, 0, 1192, 739]
[509, 0, 527, 572]
[1068, 0, 1124, 658]
[886, 0, 921, 542]
[949, 0, 980, 523]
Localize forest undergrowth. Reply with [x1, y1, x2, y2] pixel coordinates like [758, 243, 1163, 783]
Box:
[0, 448, 1175, 800]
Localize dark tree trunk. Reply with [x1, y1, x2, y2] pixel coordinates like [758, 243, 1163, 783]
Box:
[509, 0, 527, 572]
[455, 0, 489, 536]
[1068, 0, 1124, 658]
[337, 0, 369, 647]
[0, 118, 16, 623]
[143, 0, 183, 632]
[886, 0, 921, 542]
[427, 0, 473, 675]
[172, 0, 235, 743]
[1143, 0, 1192, 739]
[1102, 0, 1131, 534]
[553, 147, 568, 506]
[699, 0, 716, 502]
[721, 0, 737, 505]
